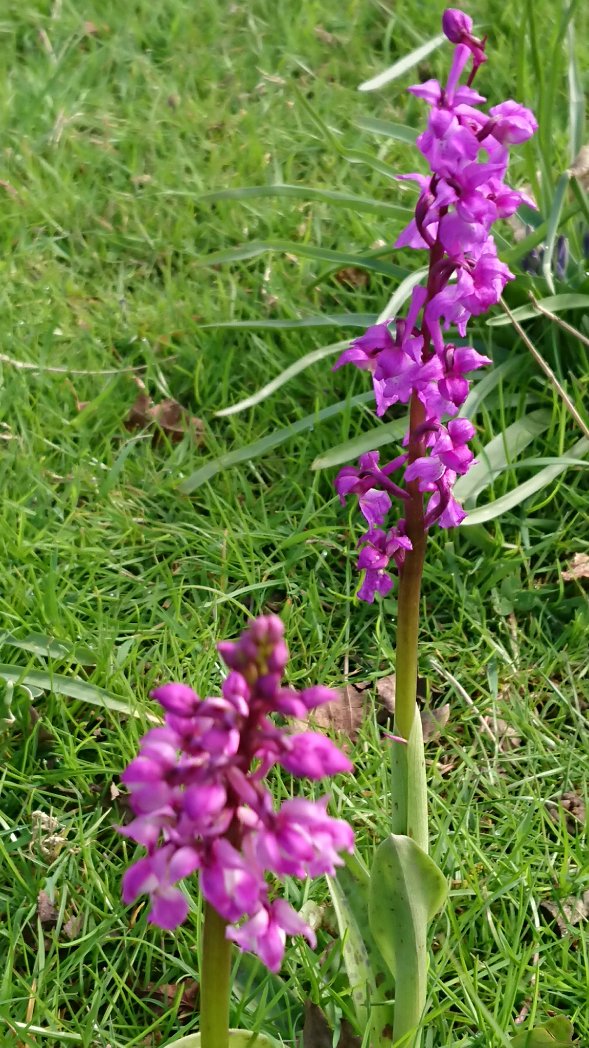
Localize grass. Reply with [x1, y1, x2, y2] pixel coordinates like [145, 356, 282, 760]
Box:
[0, 0, 588, 1045]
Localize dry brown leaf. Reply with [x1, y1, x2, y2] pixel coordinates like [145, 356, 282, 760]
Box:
[562, 552, 589, 581]
[482, 715, 522, 751]
[334, 266, 369, 288]
[131, 173, 153, 187]
[375, 673, 396, 714]
[540, 890, 589, 937]
[548, 791, 586, 833]
[142, 979, 199, 1018]
[314, 26, 339, 46]
[421, 703, 450, 743]
[37, 890, 58, 925]
[569, 144, 589, 188]
[302, 1002, 361, 1048]
[62, 912, 83, 940]
[300, 682, 369, 741]
[125, 384, 204, 445]
[30, 810, 68, 860]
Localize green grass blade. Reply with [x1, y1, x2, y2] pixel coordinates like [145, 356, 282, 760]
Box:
[0, 664, 143, 718]
[354, 116, 418, 144]
[293, 85, 403, 181]
[196, 240, 407, 279]
[198, 315, 375, 332]
[311, 417, 407, 470]
[358, 35, 445, 91]
[0, 632, 96, 663]
[487, 294, 589, 327]
[540, 172, 570, 293]
[192, 183, 412, 219]
[377, 266, 428, 323]
[215, 341, 347, 417]
[461, 358, 525, 419]
[567, 22, 585, 163]
[179, 393, 373, 493]
[462, 436, 589, 525]
[454, 409, 551, 505]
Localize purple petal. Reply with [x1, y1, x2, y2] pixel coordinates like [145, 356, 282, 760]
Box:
[149, 888, 189, 930]
[151, 683, 199, 716]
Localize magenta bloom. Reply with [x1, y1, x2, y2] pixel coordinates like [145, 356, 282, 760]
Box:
[118, 616, 354, 971]
[333, 8, 536, 601]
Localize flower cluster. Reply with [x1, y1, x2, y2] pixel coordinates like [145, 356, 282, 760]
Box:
[334, 8, 537, 602]
[118, 616, 354, 971]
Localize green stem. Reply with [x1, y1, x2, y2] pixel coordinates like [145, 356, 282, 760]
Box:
[391, 392, 427, 844]
[389, 393, 429, 1048]
[200, 902, 232, 1048]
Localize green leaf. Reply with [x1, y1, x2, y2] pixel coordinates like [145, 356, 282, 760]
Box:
[567, 21, 585, 164]
[354, 116, 418, 144]
[0, 665, 144, 718]
[196, 240, 406, 279]
[461, 357, 526, 419]
[0, 632, 97, 664]
[510, 1016, 575, 1046]
[369, 835, 447, 1047]
[358, 35, 445, 91]
[487, 294, 589, 327]
[293, 86, 405, 182]
[193, 183, 412, 219]
[179, 393, 373, 493]
[199, 316, 376, 332]
[454, 409, 552, 505]
[462, 436, 589, 526]
[215, 341, 347, 418]
[377, 267, 428, 323]
[390, 713, 428, 852]
[311, 417, 407, 471]
[541, 172, 570, 293]
[327, 853, 395, 1040]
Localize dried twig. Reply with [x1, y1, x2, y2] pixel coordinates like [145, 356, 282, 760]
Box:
[500, 297, 589, 440]
[0, 354, 147, 376]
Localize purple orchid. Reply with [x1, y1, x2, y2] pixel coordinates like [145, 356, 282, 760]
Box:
[118, 615, 354, 972]
[334, 9, 537, 601]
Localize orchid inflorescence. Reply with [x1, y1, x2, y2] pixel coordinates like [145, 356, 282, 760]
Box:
[118, 615, 354, 972]
[335, 8, 537, 602]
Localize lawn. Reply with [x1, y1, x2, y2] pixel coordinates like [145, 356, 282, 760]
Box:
[0, 0, 588, 1046]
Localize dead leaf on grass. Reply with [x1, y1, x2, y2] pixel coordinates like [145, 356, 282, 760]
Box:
[421, 703, 450, 743]
[548, 791, 586, 833]
[142, 979, 199, 1018]
[302, 1002, 361, 1048]
[30, 810, 68, 861]
[299, 682, 370, 741]
[375, 673, 396, 714]
[562, 552, 589, 581]
[125, 380, 204, 445]
[540, 890, 589, 937]
[314, 26, 339, 46]
[481, 715, 522, 751]
[334, 266, 369, 288]
[569, 144, 589, 188]
[63, 912, 83, 940]
[37, 890, 58, 925]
